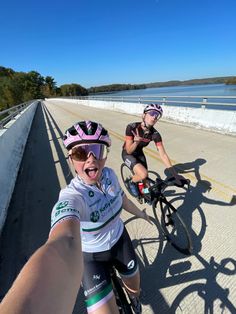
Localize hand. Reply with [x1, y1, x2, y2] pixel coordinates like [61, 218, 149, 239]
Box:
[140, 209, 153, 225]
[174, 174, 188, 187]
[131, 128, 142, 143]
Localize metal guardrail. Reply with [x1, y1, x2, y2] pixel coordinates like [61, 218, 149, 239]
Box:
[0, 101, 38, 129]
[71, 95, 236, 110]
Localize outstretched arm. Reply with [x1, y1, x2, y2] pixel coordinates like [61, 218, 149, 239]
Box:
[157, 143, 184, 183]
[0, 219, 83, 314]
[122, 194, 152, 224]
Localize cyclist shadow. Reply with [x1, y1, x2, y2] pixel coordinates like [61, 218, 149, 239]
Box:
[125, 215, 236, 313]
[168, 158, 207, 182]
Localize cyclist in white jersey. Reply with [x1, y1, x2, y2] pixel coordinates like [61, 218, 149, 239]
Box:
[0, 120, 150, 314]
[52, 120, 151, 314]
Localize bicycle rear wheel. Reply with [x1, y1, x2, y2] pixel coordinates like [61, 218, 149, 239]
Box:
[120, 163, 137, 198]
[154, 198, 193, 255]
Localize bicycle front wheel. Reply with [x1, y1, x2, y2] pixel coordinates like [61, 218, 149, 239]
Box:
[158, 198, 193, 255]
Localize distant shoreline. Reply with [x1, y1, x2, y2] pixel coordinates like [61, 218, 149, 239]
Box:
[88, 76, 236, 94]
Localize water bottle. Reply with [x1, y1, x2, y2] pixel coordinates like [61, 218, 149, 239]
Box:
[142, 187, 149, 194]
[138, 182, 144, 194]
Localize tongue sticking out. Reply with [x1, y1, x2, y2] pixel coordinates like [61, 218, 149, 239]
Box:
[86, 168, 98, 179]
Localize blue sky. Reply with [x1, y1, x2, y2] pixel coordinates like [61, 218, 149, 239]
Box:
[1, 0, 236, 88]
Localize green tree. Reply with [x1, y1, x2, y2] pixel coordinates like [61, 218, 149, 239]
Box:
[42, 76, 57, 97]
[60, 83, 88, 96]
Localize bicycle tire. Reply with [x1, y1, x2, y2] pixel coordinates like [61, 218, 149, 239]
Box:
[153, 198, 193, 255]
[147, 170, 161, 184]
[111, 271, 133, 314]
[120, 163, 137, 198]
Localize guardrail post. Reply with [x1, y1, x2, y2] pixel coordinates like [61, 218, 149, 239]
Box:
[202, 97, 207, 109]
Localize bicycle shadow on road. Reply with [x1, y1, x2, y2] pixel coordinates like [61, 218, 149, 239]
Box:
[124, 156, 236, 313]
[125, 213, 236, 313]
[164, 159, 236, 255]
[169, 253, 236, 313]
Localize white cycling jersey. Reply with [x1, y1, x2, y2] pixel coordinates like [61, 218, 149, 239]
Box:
[50, 167, 124, 253]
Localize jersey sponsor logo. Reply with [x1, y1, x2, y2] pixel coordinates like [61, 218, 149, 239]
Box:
[56, 201, 69, 210]
[98, 193, 119, 213]
[125, 158, 132, 168]
[88, 190, 94, 197]
[54, 207, 80, 218]
[90, 210, 100, 222]
[127, 260, 135, 269]
[84, 279, 107, 296]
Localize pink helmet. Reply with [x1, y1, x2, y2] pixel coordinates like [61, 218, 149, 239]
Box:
[143, 103, 163, 118]
[63, 121, 111, 150]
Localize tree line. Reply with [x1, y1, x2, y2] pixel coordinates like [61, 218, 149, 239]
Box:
[1, 65, 235, 111]
[225, 77, 236, 85]
[0, 66, 88, 111]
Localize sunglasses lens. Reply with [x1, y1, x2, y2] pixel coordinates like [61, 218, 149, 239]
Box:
[148, 110, 160, 119]
[70, 144, 108, 161]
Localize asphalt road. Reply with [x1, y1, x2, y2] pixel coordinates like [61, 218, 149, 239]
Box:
[0, 100, 235, 313]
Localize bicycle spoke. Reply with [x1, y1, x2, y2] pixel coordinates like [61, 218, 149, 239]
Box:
[125, 216, 161, 267]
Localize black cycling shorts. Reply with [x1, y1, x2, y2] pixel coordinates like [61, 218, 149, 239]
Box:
[122, 149, 147, 170]
[82, 227, 138, 312]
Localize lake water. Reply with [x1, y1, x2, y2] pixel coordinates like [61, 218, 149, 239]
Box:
[109, 83, 236, 97]
[107, 84, 236, 110]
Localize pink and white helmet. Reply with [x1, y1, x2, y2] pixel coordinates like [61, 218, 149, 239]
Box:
[143, 103, 163, 118]
[63, 120, 111, 150]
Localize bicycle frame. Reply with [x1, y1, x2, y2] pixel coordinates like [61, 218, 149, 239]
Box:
[120, 163, 192, 254]
[110, 266, 132, 314]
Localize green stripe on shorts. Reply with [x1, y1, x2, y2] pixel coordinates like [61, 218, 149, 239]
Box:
[85, 283, 113, 307]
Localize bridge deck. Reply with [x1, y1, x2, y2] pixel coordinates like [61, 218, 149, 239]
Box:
[0, 100, 235, 313]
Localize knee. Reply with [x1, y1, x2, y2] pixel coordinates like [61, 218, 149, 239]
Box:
[139, 170, 148, 181]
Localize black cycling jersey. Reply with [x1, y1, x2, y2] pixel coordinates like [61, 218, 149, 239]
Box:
[122, 122, 162, 170]
[123, 122, 162, 153]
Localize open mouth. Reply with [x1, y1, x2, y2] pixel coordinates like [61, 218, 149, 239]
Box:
[85, 167, 99, 179]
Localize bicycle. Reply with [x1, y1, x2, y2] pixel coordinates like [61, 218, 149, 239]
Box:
[110, 265, 133, 314]
[120, 163, 193, 255]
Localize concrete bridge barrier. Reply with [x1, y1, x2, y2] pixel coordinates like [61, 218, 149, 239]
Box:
[0, 101, 38, 234]
[47, 98, 236, 135]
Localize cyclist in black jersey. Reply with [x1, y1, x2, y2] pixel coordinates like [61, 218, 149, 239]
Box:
[122, 104, 185, 196]
[0, 121, 151, 314]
